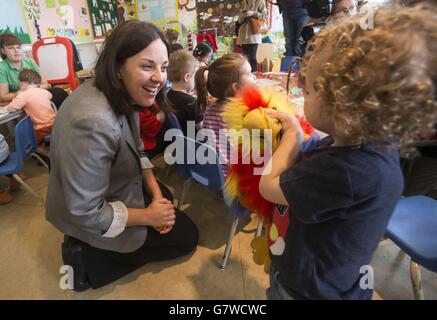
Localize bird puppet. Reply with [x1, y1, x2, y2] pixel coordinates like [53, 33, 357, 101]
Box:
[221, 85, 315, 273]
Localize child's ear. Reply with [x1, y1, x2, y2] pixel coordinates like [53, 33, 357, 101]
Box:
[231, 82, 239, 95]
[183, 73, 190, 83]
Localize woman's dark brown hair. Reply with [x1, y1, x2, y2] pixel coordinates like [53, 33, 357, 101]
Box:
[0, 33, 22, 60]
[94, 20, 170, 114]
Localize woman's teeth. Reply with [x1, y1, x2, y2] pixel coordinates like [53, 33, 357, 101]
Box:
[144, 87, 157, 95]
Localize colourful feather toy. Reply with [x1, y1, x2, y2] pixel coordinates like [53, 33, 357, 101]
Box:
[222, 85, 314, 220]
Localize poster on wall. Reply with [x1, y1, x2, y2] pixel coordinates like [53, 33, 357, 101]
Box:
[178, 0, 197, 31]
[0, 0, 31, 44]
[23, 0, 94, 42]
[158, 21, 182, 37]
[116, 0, 138, 22]
[87, 0, 118, 38]
[138, 0, 178, 23]
[196, 0, 241, 37]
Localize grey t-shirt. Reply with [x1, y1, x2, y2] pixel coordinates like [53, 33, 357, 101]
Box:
[0, 133, 9, 163]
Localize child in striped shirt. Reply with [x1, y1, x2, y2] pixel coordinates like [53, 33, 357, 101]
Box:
[195, 53, 255, 176]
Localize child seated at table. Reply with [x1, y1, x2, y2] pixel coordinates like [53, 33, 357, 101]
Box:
[167, 49, 202, 135]
[2, 69, 55, 153]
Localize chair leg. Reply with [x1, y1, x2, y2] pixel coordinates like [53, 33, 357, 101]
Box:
[220, 216, 239, 271]
[12, 174, 43, 202]
[410, 259, 424, 300]
[255, 215, 264, 238]
[177, 178, 191, 210]
[31, 152, 49, 169]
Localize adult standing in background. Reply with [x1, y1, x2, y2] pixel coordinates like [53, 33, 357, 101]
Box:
[0, 33, 50, 102]
[280, 0, 309, 57]
[237, 0, 267, 72]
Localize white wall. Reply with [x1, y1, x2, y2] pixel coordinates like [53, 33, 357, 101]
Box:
[76, 41, 102, 69]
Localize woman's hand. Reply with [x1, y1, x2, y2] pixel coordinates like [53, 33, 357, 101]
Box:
[145, 198, 176, 230]
[268, 111, 304, 146]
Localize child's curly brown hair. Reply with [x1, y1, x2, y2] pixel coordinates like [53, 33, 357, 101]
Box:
[300, 3, 437, 153]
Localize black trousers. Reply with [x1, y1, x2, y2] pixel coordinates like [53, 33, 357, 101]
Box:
[63, 181, 199, 289]
[241, 44, 259, 72]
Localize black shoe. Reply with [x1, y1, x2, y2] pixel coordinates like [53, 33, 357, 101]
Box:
[61, 236, 92, 292]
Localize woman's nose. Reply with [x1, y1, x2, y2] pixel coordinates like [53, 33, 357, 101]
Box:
[151, 68, 164, 83]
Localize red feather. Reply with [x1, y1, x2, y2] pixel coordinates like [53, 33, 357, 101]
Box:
[242, 86, 268, 111]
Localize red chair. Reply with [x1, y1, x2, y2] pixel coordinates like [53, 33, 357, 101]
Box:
[32, 37, 78, 91]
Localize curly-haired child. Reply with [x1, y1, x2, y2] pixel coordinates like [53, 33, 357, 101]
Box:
[259, 3, 437, 299]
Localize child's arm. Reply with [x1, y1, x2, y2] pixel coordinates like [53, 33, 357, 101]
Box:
[259, 112, 303, 205]
[143, 168, 163, 201]
[5, 92, 26, 111]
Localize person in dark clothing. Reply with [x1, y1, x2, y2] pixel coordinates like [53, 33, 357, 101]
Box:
[280, 0, 309, 57]
[167, 49, 202, 135]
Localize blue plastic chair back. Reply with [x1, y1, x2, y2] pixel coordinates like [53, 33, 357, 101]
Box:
[165, 112, 183, 132]
[15, 116, 37, 159]
[164, 113, 190, 178]
[280, 56, 301, 72]
[176, 134, 225, 197]
[386, 196, 437, 272]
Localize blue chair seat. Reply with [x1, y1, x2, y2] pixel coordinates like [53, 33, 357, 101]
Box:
[386, 196, 437, 272]
[0, 152, 22, 175]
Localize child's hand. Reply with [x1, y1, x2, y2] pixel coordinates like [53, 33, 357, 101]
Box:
[268, 111, 304, 145]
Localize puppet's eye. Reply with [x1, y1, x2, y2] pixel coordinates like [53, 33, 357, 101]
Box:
[272, 106, 277, 110]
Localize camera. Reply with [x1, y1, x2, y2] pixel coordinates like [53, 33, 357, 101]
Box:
[301, 0, 335, 42]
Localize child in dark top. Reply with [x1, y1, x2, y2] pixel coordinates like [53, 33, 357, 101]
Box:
[259, 3, 437, 300]
[167, 49, 202, 136]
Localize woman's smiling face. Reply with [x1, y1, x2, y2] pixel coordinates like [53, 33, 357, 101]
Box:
[119, 38, 169, 107]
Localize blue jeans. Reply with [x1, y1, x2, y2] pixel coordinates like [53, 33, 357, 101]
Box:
[282, 7, 309, 57]
[266, 265, 295, 300]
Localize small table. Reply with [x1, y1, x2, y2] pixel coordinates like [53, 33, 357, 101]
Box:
[0, 110, 25, 137]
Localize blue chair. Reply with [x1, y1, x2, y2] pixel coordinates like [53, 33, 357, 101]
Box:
[174, 134, 259, 270]
[163, 113, 189, 179]
[386, 195, 437, 299]
[0, 116, 48, 201]
[280, 55, 301, 72]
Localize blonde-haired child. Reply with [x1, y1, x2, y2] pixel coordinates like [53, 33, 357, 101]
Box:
[195, 53, 255, 176]
[259, 3, 437, 300]
[167, 49, 202, 135]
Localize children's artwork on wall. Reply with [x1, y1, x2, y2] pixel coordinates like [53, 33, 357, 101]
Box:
[23, 0, 94, 42]
[138, 0, 178, 23]
[178, 0, 197, 31]
[87, 0, 119, 38]
[158, 22, 182, 38]
[116, 0, 138, 22]
[0, 0, 32, 44]
[196, 0, 240, 37]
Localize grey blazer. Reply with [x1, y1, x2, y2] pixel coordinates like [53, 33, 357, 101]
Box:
[46, 80, 151, 253]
